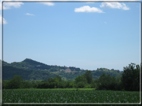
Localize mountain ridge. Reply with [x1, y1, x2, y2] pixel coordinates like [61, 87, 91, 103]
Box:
[2, 58, 122, 80]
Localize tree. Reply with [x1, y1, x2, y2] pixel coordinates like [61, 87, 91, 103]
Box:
[84, 70, 93, 84]
[75, 75, 87, 88]
[37, 75, 63, 88]
[95, 73, 120, 90]
[7, 75, 23, 89]
[53, 75, 62, 88]
[3, 80, 9, 89]
[121, 63, 140, 91]
[21, 80, 33, 88]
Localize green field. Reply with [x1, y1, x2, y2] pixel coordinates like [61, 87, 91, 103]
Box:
[3, 89, 140, 103]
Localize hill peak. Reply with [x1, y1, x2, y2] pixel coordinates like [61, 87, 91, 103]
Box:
[22, 58, 41, 64]
[22, 58, 34, 62]
[22, 58, 49, 67]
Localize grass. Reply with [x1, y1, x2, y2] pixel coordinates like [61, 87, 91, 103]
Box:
[3, 89, 140, 103]
[37, 88, 94, 90]
[12, 88, 94, 91]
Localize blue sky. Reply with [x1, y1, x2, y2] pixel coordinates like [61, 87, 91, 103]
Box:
[2, 1, 141, 70]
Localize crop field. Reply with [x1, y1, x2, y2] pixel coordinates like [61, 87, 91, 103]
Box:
[3, 89, 140, 103]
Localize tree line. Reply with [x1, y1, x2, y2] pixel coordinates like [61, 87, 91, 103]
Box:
[3, 63, 140, 91]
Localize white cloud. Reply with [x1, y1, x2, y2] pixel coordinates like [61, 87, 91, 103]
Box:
[2, 1, 23, 10]
[25, 13, 35, 16]
[74, 6, 103, 13]
[0, 16, 7, 24]
[100, 2, 130, 10]
[41, 2, 54, 6]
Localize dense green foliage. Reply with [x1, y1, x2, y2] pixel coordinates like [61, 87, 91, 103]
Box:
[3, 63, 140, 92]
[95, 74, 121, 90]
[3, 72, 91, 89]
[95, 63, 140, 91]
[3, 89, 140, 103]
[4, 75, 23, 89]
[121, 63, 140, 91]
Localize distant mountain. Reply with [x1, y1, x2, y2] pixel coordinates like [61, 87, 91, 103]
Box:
[11, 58, 53, 70]
[2, 58, 122, 80]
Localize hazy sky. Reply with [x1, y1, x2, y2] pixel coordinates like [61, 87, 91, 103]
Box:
[2, 1, 140, 70]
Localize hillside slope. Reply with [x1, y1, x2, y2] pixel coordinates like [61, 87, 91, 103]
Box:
[2, 58, 122, 80]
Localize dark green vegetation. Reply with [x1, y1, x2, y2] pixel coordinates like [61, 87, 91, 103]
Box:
[3, 70, 123, 90]
[3, 58, 121, 80]
[3, 59, 140, 91]
[3, 89, 140, 103]
[122, 63, 140, 91]
[2, 59, 141, 103]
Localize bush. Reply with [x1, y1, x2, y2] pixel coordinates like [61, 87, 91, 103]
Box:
[95, 74, 121, 90]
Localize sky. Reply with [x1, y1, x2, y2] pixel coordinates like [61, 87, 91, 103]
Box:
[2, 1, 141, 71]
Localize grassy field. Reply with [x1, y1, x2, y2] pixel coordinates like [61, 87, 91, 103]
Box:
[3, 89, 140, 104]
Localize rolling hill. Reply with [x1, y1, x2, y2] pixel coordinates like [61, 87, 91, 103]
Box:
[2, 58, 122, 80]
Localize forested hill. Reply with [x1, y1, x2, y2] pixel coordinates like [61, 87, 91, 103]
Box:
[2, 58, 122, 80]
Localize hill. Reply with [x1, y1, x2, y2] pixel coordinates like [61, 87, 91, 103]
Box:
[2, 58, 122, 80]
